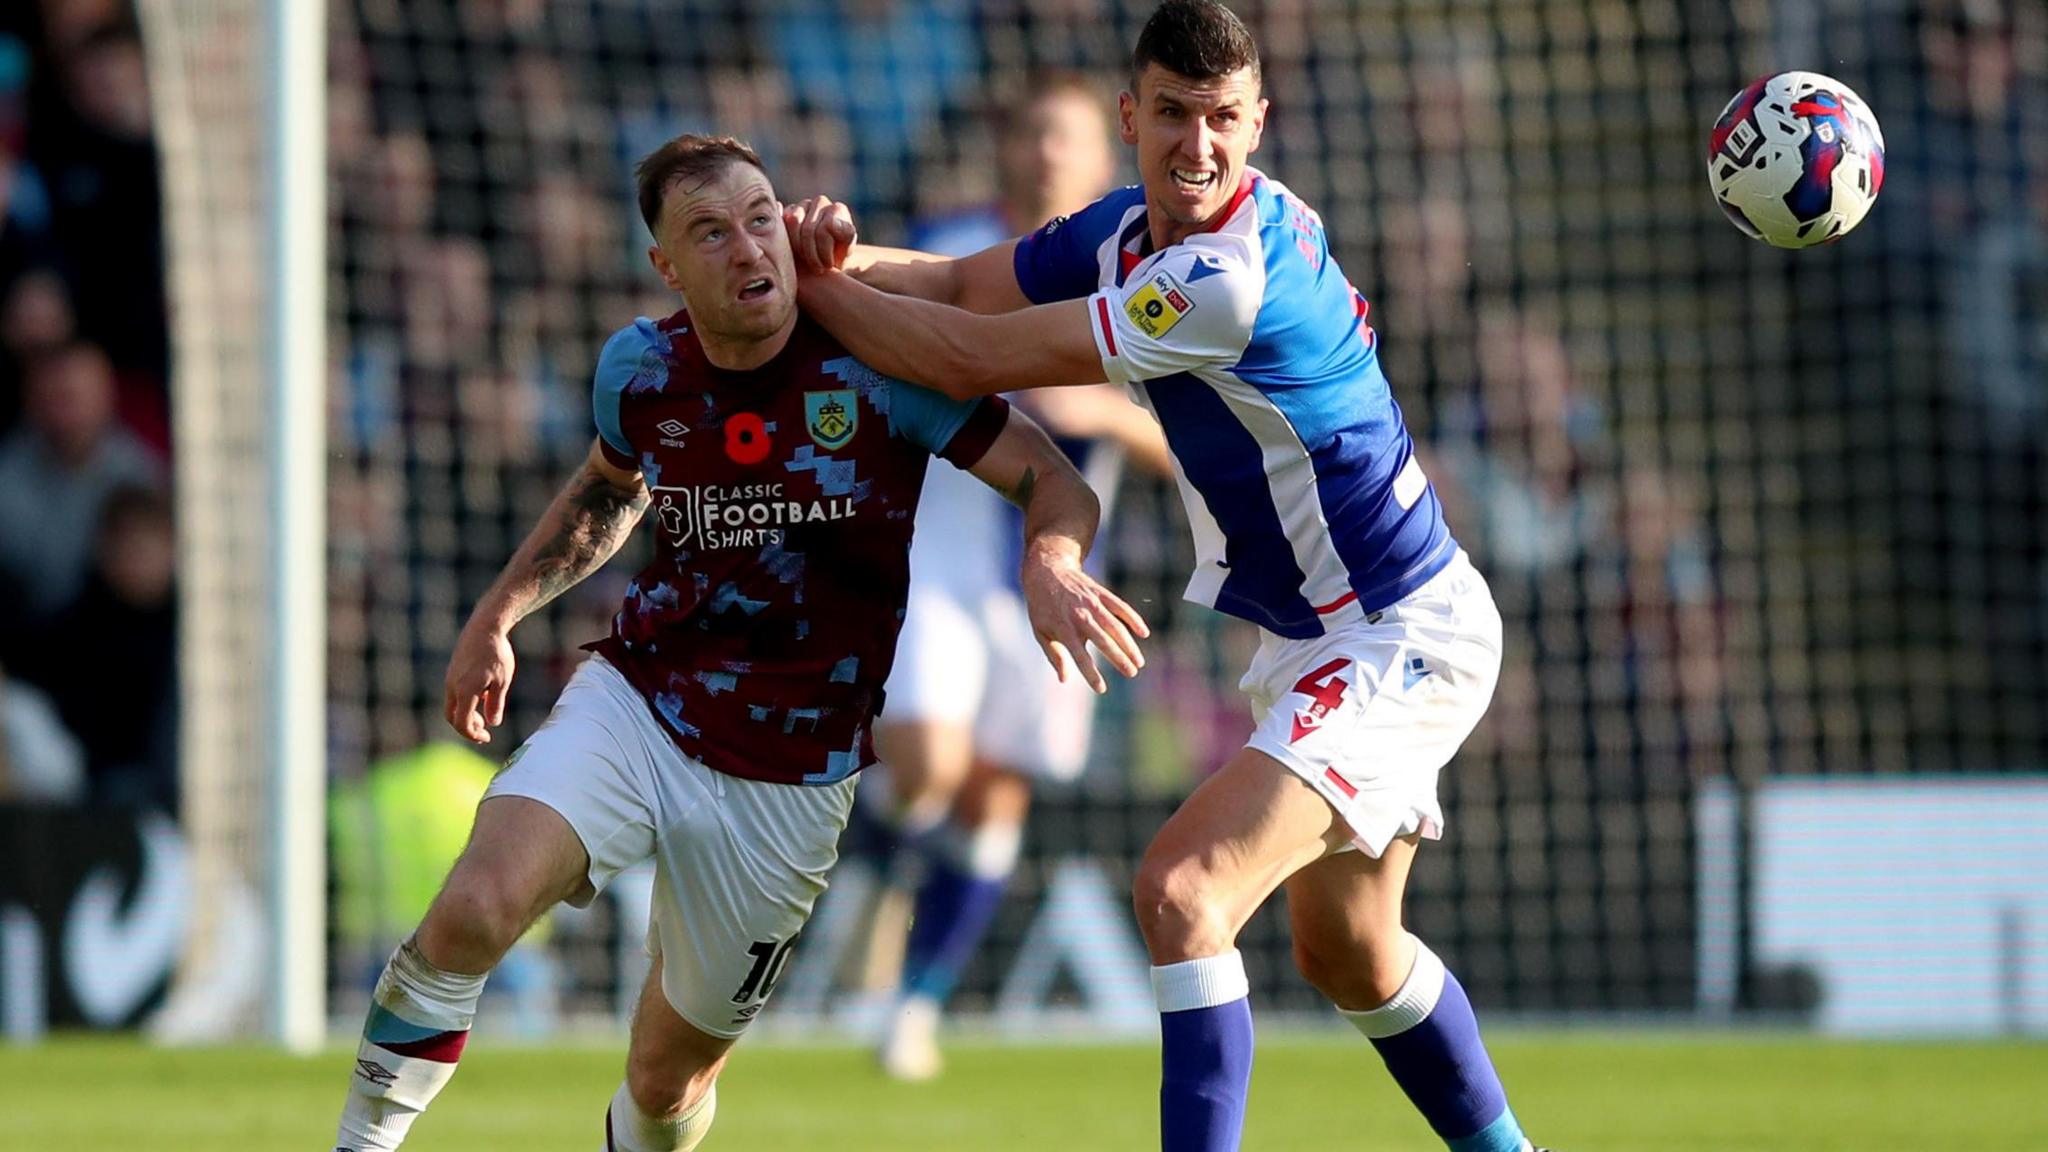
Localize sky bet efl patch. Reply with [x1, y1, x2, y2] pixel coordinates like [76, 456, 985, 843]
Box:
[1125, 270, 1195, 339]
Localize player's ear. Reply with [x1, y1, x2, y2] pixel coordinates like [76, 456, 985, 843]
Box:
[1248, 96, 1269, 154]
[1117, 89, 1139, 146]
[647, 244, 684, 294]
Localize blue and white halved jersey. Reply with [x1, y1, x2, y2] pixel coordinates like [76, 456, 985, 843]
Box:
[1012, 170, 1457, 639]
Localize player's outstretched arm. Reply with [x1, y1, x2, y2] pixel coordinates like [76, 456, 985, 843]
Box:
[966, 406, 1150, 693]
[443, 440, 649, 743]
[799, 268, 1102, 398]
[785, 195, 1031, 314]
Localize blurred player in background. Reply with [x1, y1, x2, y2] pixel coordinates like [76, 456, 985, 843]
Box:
[861, 70, 1171, 1083]
[788, 1, 1550, 1149]
[330, 133, 1146, 1152]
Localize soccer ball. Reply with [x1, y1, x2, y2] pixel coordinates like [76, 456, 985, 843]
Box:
[1708, 71, 1885, 249]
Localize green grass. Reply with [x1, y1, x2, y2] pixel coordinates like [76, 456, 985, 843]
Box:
[10, 1032, 2046, 1150]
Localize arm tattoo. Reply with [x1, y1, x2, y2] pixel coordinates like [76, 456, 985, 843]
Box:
[528, 466, 649, 605]
[1004, 465, 1039, 510]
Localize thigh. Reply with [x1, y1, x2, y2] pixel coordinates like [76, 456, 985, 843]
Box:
[1137, 744, 1353, 958]
[442, 794, 594, 917]
[1283, 833, 1420, 1005]
[483, 657, 663, 903]
[872, 718, 976, 810]
[649, 766, 857, 1038]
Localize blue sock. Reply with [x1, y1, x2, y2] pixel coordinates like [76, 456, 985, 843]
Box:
[1153, 950, 1255, 1152]
[1345, 939, 1528, 1152]
[900, 831, 1014, 1005]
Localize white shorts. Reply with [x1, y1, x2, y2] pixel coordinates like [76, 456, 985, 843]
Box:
[1242, 550, 1503, 858]
[484, 657, 855, 1038]
[880, 580, 1096, 781]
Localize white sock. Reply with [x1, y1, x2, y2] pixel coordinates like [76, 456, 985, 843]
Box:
[1340, 934, 1444, 1039]
[605, 1082, 717, 1152]
[1150, 949, 1250, 1013]
[333, 938, 487, 1151]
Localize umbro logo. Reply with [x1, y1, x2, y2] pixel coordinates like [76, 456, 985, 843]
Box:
[355, 1058, 398, 1088]
[657, 418, 689, 447]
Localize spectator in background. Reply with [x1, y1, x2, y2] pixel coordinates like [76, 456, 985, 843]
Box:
[0, 342, 160, 628]
[0, 658, 84, 805]
[33, 21, 167, 401]
[0, 265, 73, 430]
[16, 484, 177, 810]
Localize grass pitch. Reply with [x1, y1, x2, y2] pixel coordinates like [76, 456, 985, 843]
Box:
[11, 1031, 2044, 1150]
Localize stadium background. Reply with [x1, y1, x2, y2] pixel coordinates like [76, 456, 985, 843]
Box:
[0, 0, 2045, 1123]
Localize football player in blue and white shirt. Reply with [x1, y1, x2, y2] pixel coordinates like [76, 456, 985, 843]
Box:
[790, 3, 1547, 1150]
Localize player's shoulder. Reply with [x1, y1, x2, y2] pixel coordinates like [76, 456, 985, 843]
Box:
[1054, 184, 1149, 244]
[1155, 208, 1267, 331]
[596, 309, 689, 393]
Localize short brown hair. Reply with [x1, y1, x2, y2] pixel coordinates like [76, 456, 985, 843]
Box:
[633, 134, 769, 234]
[1132, 0, 1261, 87]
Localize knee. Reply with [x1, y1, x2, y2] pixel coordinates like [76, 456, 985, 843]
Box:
[1131, 854, 1234, 962]
[626, 1049, 722, 1122]
[1293, 928, 1412, 1011]
[625, 1051, 692, 1120]
[423, 867, 538, 962]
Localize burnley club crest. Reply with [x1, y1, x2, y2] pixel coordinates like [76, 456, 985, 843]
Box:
[805, 389, 857, 450]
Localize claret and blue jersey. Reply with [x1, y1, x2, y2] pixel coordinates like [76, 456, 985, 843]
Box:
[585, 310, 1007, 786]
[1012, 169, 1455, 639]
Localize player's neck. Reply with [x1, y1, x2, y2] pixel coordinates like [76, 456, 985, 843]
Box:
[1148, 209, 1214, 253]
[698, 312, 799, 372]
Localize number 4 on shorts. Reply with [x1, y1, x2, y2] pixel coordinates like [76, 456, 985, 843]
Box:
[1289, 658, 1350, 742]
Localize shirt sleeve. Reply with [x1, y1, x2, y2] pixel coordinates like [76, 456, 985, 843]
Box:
[1011, 191, 1130, 304]
[1086, 242, 1262, 386]
[592, 319, 660, 469]
[888, 379, 1011, 469]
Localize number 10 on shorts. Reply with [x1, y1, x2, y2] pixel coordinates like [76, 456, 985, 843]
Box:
[732, 935, 800, 1005]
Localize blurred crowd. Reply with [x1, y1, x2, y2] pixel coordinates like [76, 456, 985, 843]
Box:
[0, 0, 174, 812]
[0, 4, 2042, 1008]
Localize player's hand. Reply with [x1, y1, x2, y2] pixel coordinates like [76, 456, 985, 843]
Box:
[784, 194, 856, 273]
[1021, 542, 1150, 694]
[444, 621, 515, 744]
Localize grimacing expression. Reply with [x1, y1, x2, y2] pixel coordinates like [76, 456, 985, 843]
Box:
[648, 162, 796, 343]
[1120, 64, 1267, 230]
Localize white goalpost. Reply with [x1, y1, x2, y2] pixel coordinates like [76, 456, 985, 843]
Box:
[264, 0, 330, 1055]
[139, 0, 327, 1052]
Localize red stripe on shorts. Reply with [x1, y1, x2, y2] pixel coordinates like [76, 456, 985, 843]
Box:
[1324, 767, 1358, 799]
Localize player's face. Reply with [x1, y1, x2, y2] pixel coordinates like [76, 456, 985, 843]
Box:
[1121, 65, 1266, 234]
[647, 162, 797, 345]
[1002, 89, 1116, 223]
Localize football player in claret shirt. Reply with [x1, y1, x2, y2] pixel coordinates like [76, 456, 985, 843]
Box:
[330, 134, 1148, 1152]
[787, 3, 1550, 1150]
